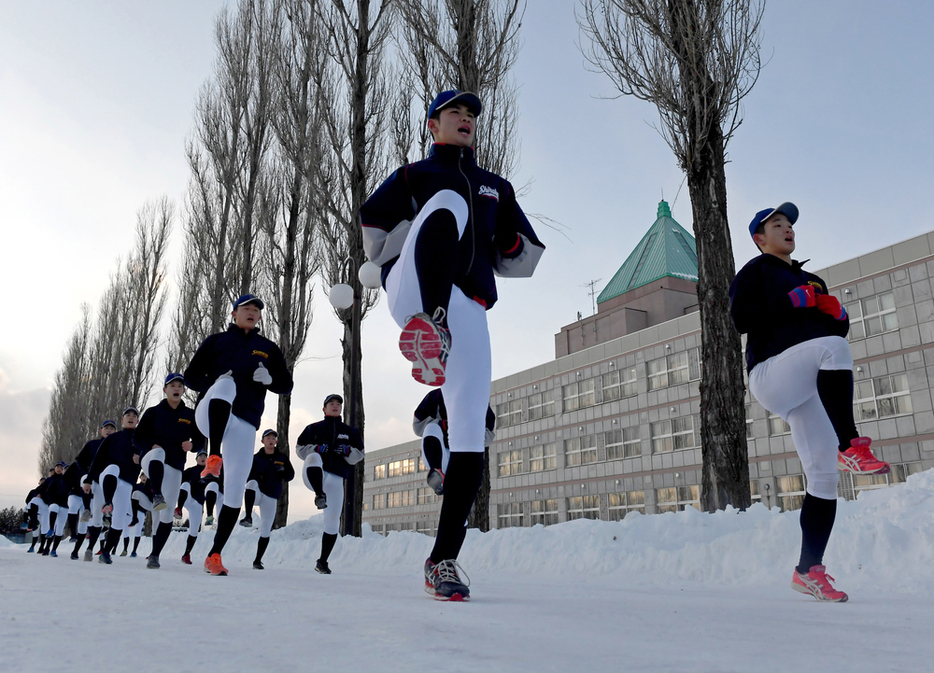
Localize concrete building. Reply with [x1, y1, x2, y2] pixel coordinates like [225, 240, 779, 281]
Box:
[363, 202, 934, 535]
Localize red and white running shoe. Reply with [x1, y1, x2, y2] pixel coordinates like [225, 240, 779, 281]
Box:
[399, 309, 451, 387]
[791, 565, 848, 602]
[837, 437, 890, 474]
[204, 553, 228, 576]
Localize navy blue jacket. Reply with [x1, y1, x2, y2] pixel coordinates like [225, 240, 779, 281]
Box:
[26, 485, 42, 504]
[85, 429, 141, 485]
[730, 254, 849, 372]
[134, 399, 205, 471]
[413, 389, 496, 447]
[63, 462, 85, 496]
[296, 416, 363, 479]
[181, 465, 209, 505]
[248, 449, 294, 500]
[39, 473, 69, 508]
[361, 144, 545, 309]
[75, 438, 104, 474]
[184, 324, 293, 429]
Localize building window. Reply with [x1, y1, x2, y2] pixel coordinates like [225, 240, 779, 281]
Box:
[563, 378, 596, 412]
[605, 426, 642, 460]
[388, 458, 416, 478]
[415, 520, 436, 537]
[656, 486, 700, 513]
[372, 493, 386, 510]
[651, 416, 697, 453]
[846, 292, 897, 340]
[496, 398, 523, 428]
[607, 491, 645, 520]
[768, 412, 791, 436]
[565, 435, 598, 466]
[777, 475, 805, 512]
[745, 407, 755, 439]
[529, 499, 559, 526]
[567, 495, 601, 520]
[497, 502, 524, 528]
[497, 448, 526, 477]
[387, 489, 415, 508]
[854, 373, 912, 421]
[373, 464, 386, 480]
[530, 442, 557, 472]
[417, 487, 439, 505]
[528, 391, 555, 420]
[602, 370, 621, 402]
[647, 348, 700, 390]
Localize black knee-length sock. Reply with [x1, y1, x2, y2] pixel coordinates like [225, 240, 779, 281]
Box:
[797, 493, 837, 573]
[817, 369, 860, 451]
[430, 452, 484, 563]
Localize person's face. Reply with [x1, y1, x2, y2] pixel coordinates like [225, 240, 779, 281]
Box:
[262, 434, 278, 452]
[54, 464, 63, 475]
[196, 454, 207, 467]
[122, 412, 139, 429]
[324, 400, 343, 418]
[139, 474, 147, 483]
[428, 103, 476, 147]
[100, 424, 116, 438]
[232, 302, 262, 330]
[165, 380, 185, 402]
[754, 214, 795, 259]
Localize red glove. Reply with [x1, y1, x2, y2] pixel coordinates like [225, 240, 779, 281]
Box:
[788, 284, 816, 308]
[815, 294, 847, 320]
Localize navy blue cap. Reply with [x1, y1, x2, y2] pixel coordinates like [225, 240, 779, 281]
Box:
[56, 460, 68, 468]
[101, 420, 116, 429]
[427, 90, 482, 119]
[123, 406, 139, 416]
[262, 429, 278, 439]
[323, 394, 343, 407]
[233, 293, 264, 310]
[196, 448, 208, 457]
[749, 202, 799, 239]
[164, 372, 185, 386]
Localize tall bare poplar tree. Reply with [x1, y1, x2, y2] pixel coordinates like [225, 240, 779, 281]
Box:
[395, 0, 527, 531]
[578, 0, 764, 510]
[316, 0, 395, 536]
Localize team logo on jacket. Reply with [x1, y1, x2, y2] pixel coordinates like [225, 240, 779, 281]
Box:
[178, 418, 191, 425]
[479, 185, 499, 201]
[252, 350, 269, 359]
[338, 433, 349, 440]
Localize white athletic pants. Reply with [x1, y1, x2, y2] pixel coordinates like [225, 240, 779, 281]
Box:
[90, 481, 105, 528]
[141, 451, 183, 527]
[421, 422, 450, 473]
[302, 454, 345, 536]
[180, 483, 205, 537]
[98, 465, 133, 532]
[385, 189, 491, 454]
[67, 494, 89, 535]
[749, 336, 852, 500]
[48, 504, 66, 537]
[195, 377, 258, 508]
[244, 480, 277, 538]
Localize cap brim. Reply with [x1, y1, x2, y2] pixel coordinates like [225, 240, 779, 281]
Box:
[435, 92, 482, 116]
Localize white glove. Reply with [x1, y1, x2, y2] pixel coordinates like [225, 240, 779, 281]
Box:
[219, 370, 234, 381]
[253, 363, 272, 385]
[295, 444, 312, 461]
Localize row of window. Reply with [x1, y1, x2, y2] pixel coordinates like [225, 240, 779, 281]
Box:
[370, 486, 440, 510]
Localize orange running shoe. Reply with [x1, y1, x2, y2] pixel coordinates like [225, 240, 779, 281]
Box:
[837, 437, 890, 474]
[204, 553, 228, 576]
[791, 565, 848, 602]
[201, 454, 223, 478]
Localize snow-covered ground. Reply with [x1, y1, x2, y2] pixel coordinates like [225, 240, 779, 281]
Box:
[3, 471, 934, 673]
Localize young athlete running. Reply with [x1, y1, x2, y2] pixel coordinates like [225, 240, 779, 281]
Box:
[135, 372, 206, 569]
[73, 420, 118, 560]
[241, 429, 295, 569]
[295, 394, 363, 575]
[24, 478, 45, 553]
[82, 407, 142, 565]
[177, 450, 210, 565]
[729, 202, 891, 602]
[360, 89, 544, 600]
[184, 293, 293, 576]
[39, 461, 70, 557]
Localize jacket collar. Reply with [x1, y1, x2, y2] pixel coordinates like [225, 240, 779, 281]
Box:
[759, 253, 809, 271]
[429, 143, 475, 165]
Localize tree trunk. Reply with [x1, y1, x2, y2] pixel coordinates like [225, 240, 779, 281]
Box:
[273, 391, 293, 529]
[687, 127, 750, 511]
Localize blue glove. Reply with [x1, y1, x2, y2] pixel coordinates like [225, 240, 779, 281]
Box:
[314, 444, 329, 455]
[336, 444, 352, 456]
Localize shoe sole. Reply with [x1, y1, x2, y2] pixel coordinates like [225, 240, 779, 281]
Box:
[204, 567, 228, 576]
[837, 460, 890, 475]
[153, 501, 168, 512]
[399, 317, 446, 387]
[790, 580, 848, 602]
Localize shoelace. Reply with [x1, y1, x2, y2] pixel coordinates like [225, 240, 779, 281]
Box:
[432, 559, 470, 587]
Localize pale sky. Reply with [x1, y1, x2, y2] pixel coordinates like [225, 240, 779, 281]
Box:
[1, 0, 932, 518]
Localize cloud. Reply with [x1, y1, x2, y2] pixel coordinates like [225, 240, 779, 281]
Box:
[0, 367, 51, 510]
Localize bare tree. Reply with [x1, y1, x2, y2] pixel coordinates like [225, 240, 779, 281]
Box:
[394, 0, 525, 178]
[394, 0, 527, 531]
[578, 0, 764, 510]
[314, 0, 396, 537]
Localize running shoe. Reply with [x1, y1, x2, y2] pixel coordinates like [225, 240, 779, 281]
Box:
[239, 516, 253, 528]
[147, 555, 160, 569]
[83, 550, 93, 562]
[791, 565, 848, 602]
[838, 437, 890, 474]
[181, 553, 192, 565]
[204, 553, 228, 576]
[399, 309, 451, 387]
[427, 469, 445, 496]
[201, 455, 223, 478]
[101, 502, 113, 515]
[314, 494, 327, 509]
[253, 560, 265, 570]
[152, 494, 167, 512]
[424, 558, 470, 601]
[174, 506, 183, 519]
[315, 559, 331, 575]
[99, 551, 112, 565]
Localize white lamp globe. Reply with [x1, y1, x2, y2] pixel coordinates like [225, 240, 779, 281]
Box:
[329, 283, 354, 310]
[359, 260, 382, 289]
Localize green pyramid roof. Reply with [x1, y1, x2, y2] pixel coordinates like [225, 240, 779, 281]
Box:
[597, 201, 698, 304]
